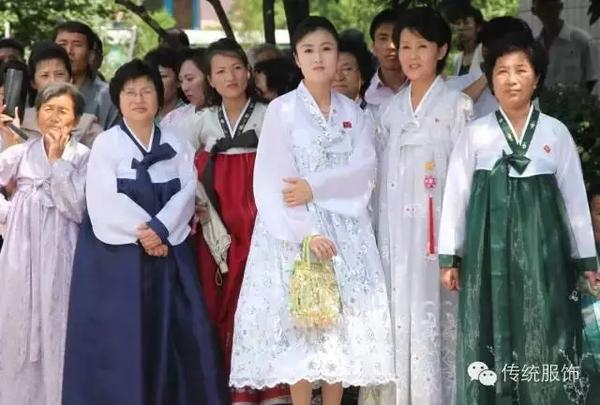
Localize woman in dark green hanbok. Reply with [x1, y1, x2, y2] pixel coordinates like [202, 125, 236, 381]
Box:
[438, 35, 600, 404]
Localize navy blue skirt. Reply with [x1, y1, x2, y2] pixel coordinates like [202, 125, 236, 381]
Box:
[63, 215, 228, 405]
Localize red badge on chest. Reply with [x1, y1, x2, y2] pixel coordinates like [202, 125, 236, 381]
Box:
[543, 145, 551, 154]
[343, 121, 352, 129]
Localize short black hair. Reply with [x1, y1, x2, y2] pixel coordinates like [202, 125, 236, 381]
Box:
[254, 57, 302, 97]
[369, 9, 398, 41]
[484, 34, 548, 99]
[180, 47, 206, 72]
[35, 82, 85, 119]
[53, 21, 96, 50]
[109, 59, 164, 113]
[28, 40, 72, 106]
[161, 27, 190, 49]
[445, 4, 485, 26]
[393, 7, 452, 74]
[0, 38, 25, 57]
[338, 34, 375, 98]
[290, 16, 339, 54]
[144, 46, 183, 75]
[203, 38, 262, 106]
[480, 17, 533, 49]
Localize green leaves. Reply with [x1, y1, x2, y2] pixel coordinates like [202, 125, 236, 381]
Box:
[0, 0, 117, 46]
[540, 85, 600, 186]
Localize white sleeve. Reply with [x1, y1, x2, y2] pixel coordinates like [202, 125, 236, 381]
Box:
[0, 143, 25, 187]
[555, 125, 597, 269]
[152, 142, 195, 245]
[86, 133, 151, 245]
[305, 110, 376, 217]
[254, 98, 317, 243]
[438, 125, 476, 267]
[450, 95, 474, 145]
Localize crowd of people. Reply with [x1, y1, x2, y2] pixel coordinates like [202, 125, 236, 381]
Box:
[0, 1, 599, 404]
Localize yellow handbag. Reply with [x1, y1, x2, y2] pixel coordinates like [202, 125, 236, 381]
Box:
[289, 236, 341, 328]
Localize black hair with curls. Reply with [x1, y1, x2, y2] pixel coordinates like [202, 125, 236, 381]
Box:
[338, 34, 375, 99]
[109, 59, 164, 114]
[483, 34, 548, 99]
[27, 41, 72, 107]
[393, 7, 452, 74]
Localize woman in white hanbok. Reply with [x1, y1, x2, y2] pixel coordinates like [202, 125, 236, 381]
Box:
[0, 83, 89, 405]
[369, 8, 473, 405]
[230, 17, 394, 405]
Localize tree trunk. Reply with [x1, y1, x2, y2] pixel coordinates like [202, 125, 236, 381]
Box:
[263, 0, 276, 44]
[282, 0, 310, 41]
[205, 0, 236, 41]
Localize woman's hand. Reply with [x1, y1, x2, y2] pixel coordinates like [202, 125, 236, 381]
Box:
[282, 177, 313, 207]
[45, 125, 70, 163]
[0, 105, 22, 148]
[190, 202, 209, 235]
[145, 244, 169, 257]
[441, 267, 460, 291]
[137, 223, 163, 251]
[309, 236, 337, 262]
[583, 271, 600, 291]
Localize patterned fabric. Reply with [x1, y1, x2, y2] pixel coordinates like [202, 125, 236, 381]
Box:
[230, 82, 394, 388]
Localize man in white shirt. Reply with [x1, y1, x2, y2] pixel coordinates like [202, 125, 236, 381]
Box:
[364, 9, 406, 107]
[532, 0, 599, 92]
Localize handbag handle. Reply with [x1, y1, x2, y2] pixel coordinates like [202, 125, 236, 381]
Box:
[302, 235, 316, 263]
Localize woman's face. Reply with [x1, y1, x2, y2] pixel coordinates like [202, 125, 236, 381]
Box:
[398, 28, 447, 83]
[492, 50, 538, 111]
[333, 51, 361, 100]
[294, 29, 338, 85]
[452, 17, 480, 46]
[179, 60, 206, 108]
[158, 65, 179, 104]
[33, 58, 71, 90]
[207, 53, 250, 101]
[119, 76, 159, 123]
[591, 196, 600, 238]
[37, 93, 78, 139]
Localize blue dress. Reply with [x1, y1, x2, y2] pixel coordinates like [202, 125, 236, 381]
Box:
[62, 122, 228, 405]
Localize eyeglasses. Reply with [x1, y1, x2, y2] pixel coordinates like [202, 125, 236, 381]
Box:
[337, 66, 360, 77]
[122, 88, 155, 99]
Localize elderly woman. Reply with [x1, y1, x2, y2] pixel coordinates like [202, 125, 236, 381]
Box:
[332, 36, 374, 108]
[62, 59, 227, 405]
[0, 82, 89, 405]
[439, 34, 599, 404]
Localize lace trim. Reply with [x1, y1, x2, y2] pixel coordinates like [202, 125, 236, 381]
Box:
[230, 375, 395, 390]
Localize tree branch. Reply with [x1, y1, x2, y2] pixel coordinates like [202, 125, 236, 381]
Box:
[205, 0, 236, 41]
[263, 0, 276, 44]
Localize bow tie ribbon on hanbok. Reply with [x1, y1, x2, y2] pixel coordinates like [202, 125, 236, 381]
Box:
[203, 129, 259, 211]
[17, 177, 55, 363]
[130, 143, 177, 178]
[488, 109, 538, 398]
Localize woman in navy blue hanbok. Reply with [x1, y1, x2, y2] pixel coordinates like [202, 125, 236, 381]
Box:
[62, 59, 228, 405]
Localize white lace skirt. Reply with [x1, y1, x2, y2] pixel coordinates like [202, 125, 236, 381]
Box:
[230, 209, 395, 389]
